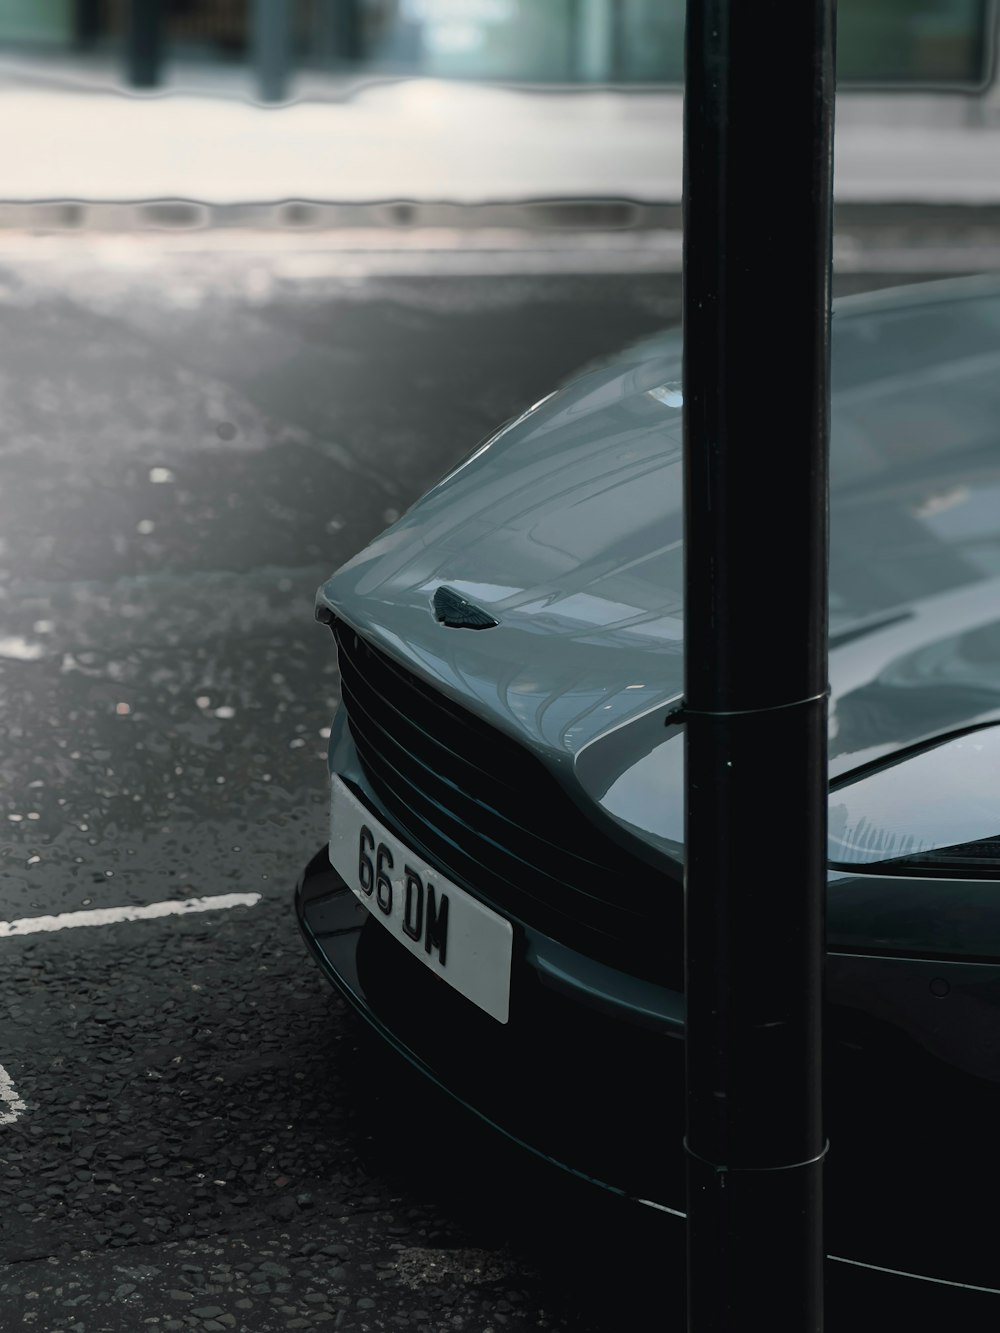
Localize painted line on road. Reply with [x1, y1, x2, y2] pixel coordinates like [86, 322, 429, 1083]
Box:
[0, 1065, 26, 1125]
[0, 892, 262, 939]
[0, 893, 261, 1127]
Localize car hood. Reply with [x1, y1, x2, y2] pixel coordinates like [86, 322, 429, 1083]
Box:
[320, 336, 685, 765]
[319, 300, 1000, 858]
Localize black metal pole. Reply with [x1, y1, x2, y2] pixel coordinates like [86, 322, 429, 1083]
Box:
[682, 2, 835, 1330]
[125, 0, 164, 90]
[73, 0, 102, 51]
[252, 0, 294, 104]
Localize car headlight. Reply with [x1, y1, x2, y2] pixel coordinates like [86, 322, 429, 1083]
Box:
[829, 724, 1000, 874]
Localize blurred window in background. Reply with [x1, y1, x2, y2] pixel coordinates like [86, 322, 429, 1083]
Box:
[0, 0, 993, 91]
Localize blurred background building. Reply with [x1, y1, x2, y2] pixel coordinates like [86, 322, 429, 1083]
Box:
[0, 0, 994, 96]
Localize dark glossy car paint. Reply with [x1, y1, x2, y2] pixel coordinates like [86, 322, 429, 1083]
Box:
[298, 276, 1000, 1291]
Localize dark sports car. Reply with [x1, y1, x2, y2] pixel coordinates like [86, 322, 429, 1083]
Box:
[297, 275, 1000, 1294]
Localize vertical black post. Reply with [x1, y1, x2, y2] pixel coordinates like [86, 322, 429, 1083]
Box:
[253, 0, 294, 104]
[608, 0, 627, 83]
[319, 0, 363, 68]
[340, 1, 365, 64]
[73, 0, 102, 51]
[125, 0, 164, 90]
[682, 2, 835, 1330]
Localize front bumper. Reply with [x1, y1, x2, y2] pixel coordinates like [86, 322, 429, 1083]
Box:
[296, 843, 1000, 1294]
[295, 843, 687, 1210]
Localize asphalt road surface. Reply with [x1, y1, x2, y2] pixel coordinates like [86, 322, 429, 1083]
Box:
[0, 240, 992, 1332]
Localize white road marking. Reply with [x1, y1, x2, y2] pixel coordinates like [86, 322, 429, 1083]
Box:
[0, 636, 44, 661]
[0, 892, 262, 1124]
[0, 1065, 26, 1125]
[0, 892, 262, 939]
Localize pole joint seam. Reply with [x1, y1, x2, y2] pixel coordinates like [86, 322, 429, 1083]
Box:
[683, 1137, 830, 1172]
[665, 688, 830, 725]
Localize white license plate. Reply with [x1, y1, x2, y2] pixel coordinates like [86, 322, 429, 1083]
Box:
[329, 775, 513, 1024]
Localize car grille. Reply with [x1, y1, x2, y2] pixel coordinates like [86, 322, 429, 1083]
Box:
[333, 620, 680, 984]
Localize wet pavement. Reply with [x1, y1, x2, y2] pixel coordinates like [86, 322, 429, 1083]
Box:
[0, 244, 683, 1332]
[0, 241, 995, 1331]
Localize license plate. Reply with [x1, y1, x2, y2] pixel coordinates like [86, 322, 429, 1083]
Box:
[328, 775, 513, 1023]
